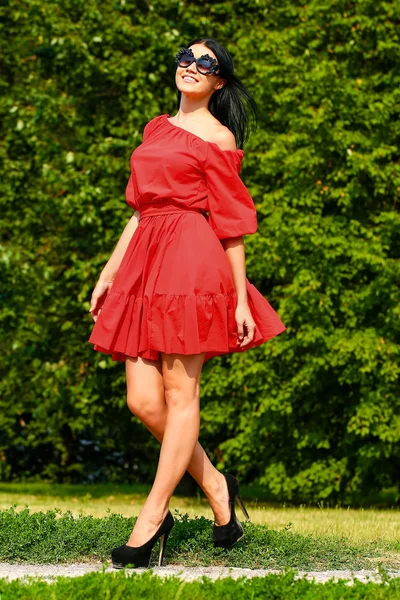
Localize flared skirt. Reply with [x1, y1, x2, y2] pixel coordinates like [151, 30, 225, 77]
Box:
[88, 207, 286, 363]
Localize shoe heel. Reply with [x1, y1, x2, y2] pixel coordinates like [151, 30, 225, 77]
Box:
[236, 493, 251, 522]
[158, 530, 170, 567]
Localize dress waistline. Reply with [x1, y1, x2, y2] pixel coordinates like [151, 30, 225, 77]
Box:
[139, 203, 206, 220]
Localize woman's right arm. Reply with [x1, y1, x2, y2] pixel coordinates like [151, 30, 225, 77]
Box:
[99, 209, 141, 283]
[89, 210, 140, 321]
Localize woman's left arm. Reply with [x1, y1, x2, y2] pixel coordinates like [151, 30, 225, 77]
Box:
[222, 237, 256, 348]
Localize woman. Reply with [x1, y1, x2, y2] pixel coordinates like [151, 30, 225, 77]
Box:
[88, 37, 286, 569]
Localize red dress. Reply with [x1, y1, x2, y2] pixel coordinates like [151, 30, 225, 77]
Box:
[88, 113, 286, 363]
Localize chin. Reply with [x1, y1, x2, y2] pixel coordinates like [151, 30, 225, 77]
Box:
[178, 85, 203, 97]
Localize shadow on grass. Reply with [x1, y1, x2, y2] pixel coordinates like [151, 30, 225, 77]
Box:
[0, 483, 153, 499]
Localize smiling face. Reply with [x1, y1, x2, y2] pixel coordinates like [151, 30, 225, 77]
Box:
[175, 43, 226, 98]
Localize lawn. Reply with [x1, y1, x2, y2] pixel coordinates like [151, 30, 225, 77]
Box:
[0, 482, 399, 545]
[0, 483, 398, 570]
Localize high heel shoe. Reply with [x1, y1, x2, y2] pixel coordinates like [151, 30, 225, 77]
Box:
[111, 510, 174, 569]
[212, 472, 251, 549]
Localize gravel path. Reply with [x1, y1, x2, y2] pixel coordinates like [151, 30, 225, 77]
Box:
[0, 563, 399, 585]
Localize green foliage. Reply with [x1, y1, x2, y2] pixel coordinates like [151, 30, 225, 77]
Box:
[0, 0, 399, 501]
[0, 506, 394, 571]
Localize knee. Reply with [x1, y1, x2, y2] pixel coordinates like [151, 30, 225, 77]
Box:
[162, 355, 203, 410]
[127, 392, 166, 424]
[164, 384, 199, 411]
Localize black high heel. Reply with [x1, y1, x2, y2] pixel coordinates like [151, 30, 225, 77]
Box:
[111, 510, 174, 568]
[212, 472, 250, 549]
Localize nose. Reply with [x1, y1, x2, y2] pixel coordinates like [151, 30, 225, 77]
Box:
[185, 62, 197, 74]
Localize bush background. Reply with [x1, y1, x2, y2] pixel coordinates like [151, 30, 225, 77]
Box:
[0, 0, 399, 504]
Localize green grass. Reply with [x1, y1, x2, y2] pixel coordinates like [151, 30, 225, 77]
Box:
[0, 505, 398, 571]
[0, 483, 398, 571]
[0, 569, 399, 600]
[1, 483, 399, 544]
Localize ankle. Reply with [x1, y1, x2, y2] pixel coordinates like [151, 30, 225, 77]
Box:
[203, 471, 227, 502]
[139, 503, 169, 524]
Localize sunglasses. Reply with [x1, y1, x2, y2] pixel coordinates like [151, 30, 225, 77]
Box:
[175, 47, 220, 76]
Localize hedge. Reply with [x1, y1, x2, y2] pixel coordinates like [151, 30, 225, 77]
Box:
[0, 0, 399, 502]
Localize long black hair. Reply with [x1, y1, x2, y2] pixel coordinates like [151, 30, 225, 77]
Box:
[175, 37, 258, 150]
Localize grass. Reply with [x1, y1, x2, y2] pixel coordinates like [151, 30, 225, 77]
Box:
[0, 482, 399, 545]
[0, 505, 395, 571]
[0, 483, 398, 571]
[0, 569, 399, 600]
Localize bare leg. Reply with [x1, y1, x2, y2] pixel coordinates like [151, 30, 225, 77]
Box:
[125, 356, 230, 535]
[126, 352, 229, 547]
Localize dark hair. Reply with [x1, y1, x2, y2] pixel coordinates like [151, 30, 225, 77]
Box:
[175, 37, 258, 149]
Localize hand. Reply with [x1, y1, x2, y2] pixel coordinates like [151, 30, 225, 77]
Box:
[89, 279, 114, 322]
[235, 302, 256, 348]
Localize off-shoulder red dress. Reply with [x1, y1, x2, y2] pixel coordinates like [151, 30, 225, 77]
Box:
[88, 113, 286, 363]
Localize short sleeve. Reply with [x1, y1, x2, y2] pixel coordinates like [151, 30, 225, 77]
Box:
[125, 173, 137, 209]
[125, 116, 162, 210]
[204, 143, 258, 240]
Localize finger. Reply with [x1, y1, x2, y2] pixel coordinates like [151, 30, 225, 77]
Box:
[239, 325, 255, 346]
[90, 295, 98, 312]
[236, 321, 244, 341]
[247, 325, 256, 342]
[236, 321, 247, 345]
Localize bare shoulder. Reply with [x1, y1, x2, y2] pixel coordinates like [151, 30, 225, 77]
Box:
[208, 121, 238, 151]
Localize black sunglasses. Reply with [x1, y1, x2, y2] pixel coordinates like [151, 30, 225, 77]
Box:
[175, 47, 220, 76]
